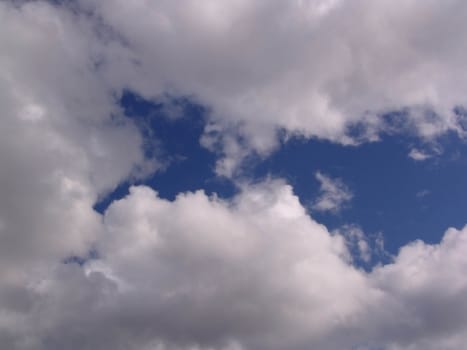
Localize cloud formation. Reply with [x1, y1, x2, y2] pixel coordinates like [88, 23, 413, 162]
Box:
[335, 224, 372, 263]
[77, 0, 467, 173]
[0, 0, 154, 285]
[312, 171, 353, 213]
[2, 1, 467, 350]
[408, 146, 442, 161]
[408, 148, 432, 161]
[2, 181, 467, 350]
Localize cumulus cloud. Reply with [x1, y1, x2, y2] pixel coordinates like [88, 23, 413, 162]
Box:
[0, 0, 155, 283]
[2, 1, 467, 350]
[312, 171, 353, 213]
[1, 181, 467, 350]
[408, 140, 444, 161]
[5, 0, 466, 175]
[74, 0, 467, 173]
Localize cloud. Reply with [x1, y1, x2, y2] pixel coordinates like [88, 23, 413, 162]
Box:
[416, 189, 431, 198]
[335, 225, 372, 263]
[74, 0, 467, 173]
[1, 181, 467, 349]
[4, 0, 464, 175]
[0, 1, 155, 283]
[2, 1, 467, 350]
[408, 142, 443, 161]
[408, 148, 432, 161]
[312, 171, 353, 213]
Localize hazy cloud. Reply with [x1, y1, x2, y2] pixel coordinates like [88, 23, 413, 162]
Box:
[416, 189, 431, 198]
[313, 172, 353, 213]
[408, 148, 432, 161]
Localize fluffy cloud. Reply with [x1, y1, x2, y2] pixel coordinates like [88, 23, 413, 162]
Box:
[75, 0, 467, 173]
[2, 1, 467, 350]
[6, 0, 466, 175]
[1, 181, 467, 349]
[0, 1, 154, 283]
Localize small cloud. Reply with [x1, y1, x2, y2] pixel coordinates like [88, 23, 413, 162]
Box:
[408, 148, 431, 161]
[416, 189, 431, 198]
[312, 171, 353, 214]
[408, 144, 442, 161]
[344, 225, 371, 263]
[373, 232, 393, 263]
[335, 226, 393, 265]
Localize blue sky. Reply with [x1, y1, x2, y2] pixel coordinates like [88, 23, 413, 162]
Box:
[96, 91, 467, 258]
[3, 1, 467, 350]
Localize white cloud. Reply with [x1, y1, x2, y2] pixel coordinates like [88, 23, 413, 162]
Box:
[1, 181, 467, 349]
[335, 225, 372, 263]
[0, 1, 155, 283]
[368, 227, 467, 350]
[2, 1, 467, 350]
[312, 171, 353, 213]
[408, 148, 432, 161]
[4, 0, 464, 175]
[408, 143, 443, 161]
[75, 0, 467, 173]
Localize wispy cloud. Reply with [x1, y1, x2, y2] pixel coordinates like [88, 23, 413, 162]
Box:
[408, 148, 432, 161]
[312, 171, 353, 214]
[335, 225, 393, 265]
[337, 225, 372, 263]
[408, 144, 442, 161]
[416, 189, 431, 198]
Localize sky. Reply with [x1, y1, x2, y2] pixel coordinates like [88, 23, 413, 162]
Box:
[2, 1, 467, 349]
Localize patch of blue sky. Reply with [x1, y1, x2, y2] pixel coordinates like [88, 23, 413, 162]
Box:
[93, 91, 237, 213]
[96, 92, 467, 258]
[253, 130, 467, 254]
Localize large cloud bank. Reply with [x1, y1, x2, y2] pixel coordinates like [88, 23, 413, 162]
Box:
[3, 181, 467, 350]
[1, 1, 467, 349]
[81, 0, 467, 174]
